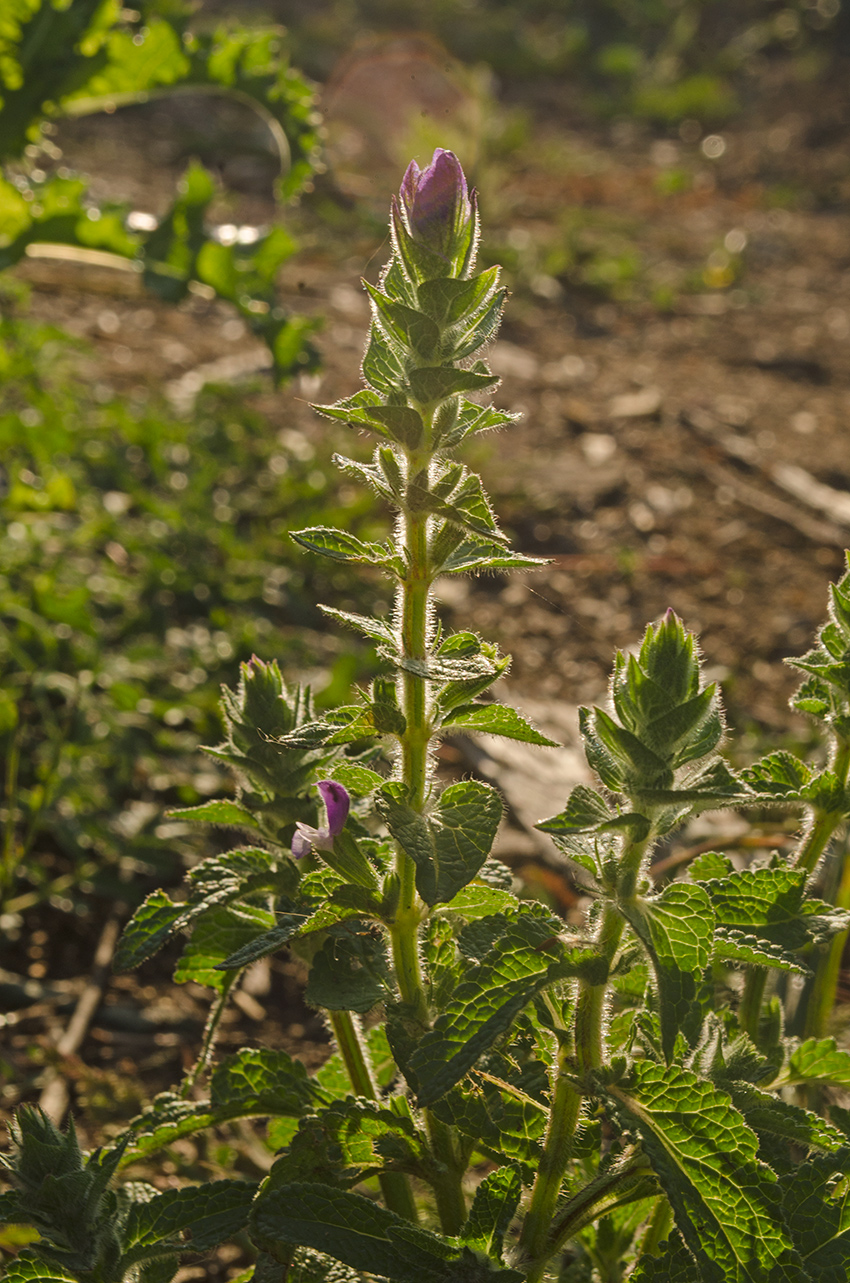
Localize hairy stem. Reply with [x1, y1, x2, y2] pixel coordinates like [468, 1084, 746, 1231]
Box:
[390, 452, 467, 1232]
[329, 1010, 419, 1222]
[739, 966, 768, 1044]
[518, 1044, 584, 1272]
[180, 973, 238, 1098]
[390, 476, 431, 1024]
[805, 835, 850, 1039]
[520, 902, 626, 1278]
[794, 737, 850, 876]
[576, 906, 626, 1078]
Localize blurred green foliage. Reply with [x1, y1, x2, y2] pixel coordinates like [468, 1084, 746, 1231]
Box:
[0, 299, 374, 920]
[0, 0, 324, 380]
[275, 0, 842, 123]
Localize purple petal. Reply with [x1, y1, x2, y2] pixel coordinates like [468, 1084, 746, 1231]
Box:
[317, 779, 350, 836]
[291, 825, 315, 859]
[399, 158, 421, 219]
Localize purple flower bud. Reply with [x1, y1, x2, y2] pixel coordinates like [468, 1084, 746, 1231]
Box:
[399, 149, 471, 256]
[317, 779, 350, 837]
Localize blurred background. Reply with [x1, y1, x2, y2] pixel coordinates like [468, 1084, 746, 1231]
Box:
[2, 0, 850, 1244]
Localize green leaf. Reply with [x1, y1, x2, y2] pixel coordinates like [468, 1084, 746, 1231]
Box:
[778, 1154, 850, 1283]
[411, 907, 602, 1105]
[216, 916, 305, 970]
[607, 1061, 805, 1283]
[166, 798, 259, 828]
[741, 751, 812, 798]
[114, 889, 188, 971]
[429, 1071, 548, 1168]
[263, 1097, 427, 1189]
[174, 905, 274, 991]
[319, 606, 399, 650]
[623, 883, 714, 1061]
[437, 884, 518, 920]
[327, 760, 386, 795]
[701, 866, 850, 950]
[630, 1233, 701, 1282]
[441, 702, 559, 746]
[713, 929, 809, 974]
[0, 1255, 80, 1283]
[291, 527, 400, 571]
[305, 929, 391, 1013]
[438, 538, 546, 574]
[417, 269, 501, 325]
[537, 785, 613, 835]
[251, 1182, 522, 1282]
[377, 781, 502, 906]
[123, 1179, 257, 1254]
[408, 366, 499, 404]
[460, 1163, 523, 1259]
[211, 1048, 316, 1118]
[728, 1083, 847, 1154]
[779, 1038, 850, 1089]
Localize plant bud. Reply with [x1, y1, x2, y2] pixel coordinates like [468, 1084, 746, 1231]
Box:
[399, 148, 471, 257]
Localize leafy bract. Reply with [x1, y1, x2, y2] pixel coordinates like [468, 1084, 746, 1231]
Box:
[607, 1061, 805, 1283]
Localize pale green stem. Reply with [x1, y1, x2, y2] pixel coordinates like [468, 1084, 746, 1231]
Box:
[390, 449, 467, 1233]
[518, 1043, 584, 1272]
[805, 840, 850, 1039]
[519, 902, 626, 1278]
[329, 1010, 419, 1222]
[739, 966, 768, 1044]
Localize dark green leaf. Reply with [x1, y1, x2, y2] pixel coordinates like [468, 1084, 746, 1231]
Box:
[460, 1163, 523, 1259]
[630, 1233, 701, 1282]
[778, 1038, 850, 1089]
[778, 1154, 850, 1283]
[537, 785, 613, 835]
[713, 929, 809, 974]
[114, 889, 188, 972]
[623, 882, 714, 1061]
[123, 1179, 257, 1253]
[305, 929, 391, 1013]
[409, 366, 499, 404]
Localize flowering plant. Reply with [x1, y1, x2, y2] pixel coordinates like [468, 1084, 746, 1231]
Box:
[5, 148, 850, 1283]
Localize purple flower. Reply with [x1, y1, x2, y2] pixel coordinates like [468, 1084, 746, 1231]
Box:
[291, 779, 350, 858]
[399, 149, 471, 256]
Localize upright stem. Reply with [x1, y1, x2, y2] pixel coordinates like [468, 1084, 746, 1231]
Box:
[180, 973, 238, 1098]
[794, 737, 850, 876]
[519, 903, 625, 1279]
[739, 966, 768, 1044]
[329, 1010, 419, 1223]
[390, 469, 430, 1024]
[805, 836, 850, 1039]
[390, 448, 467, 1233]
[518, 1042, 583, 1275]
